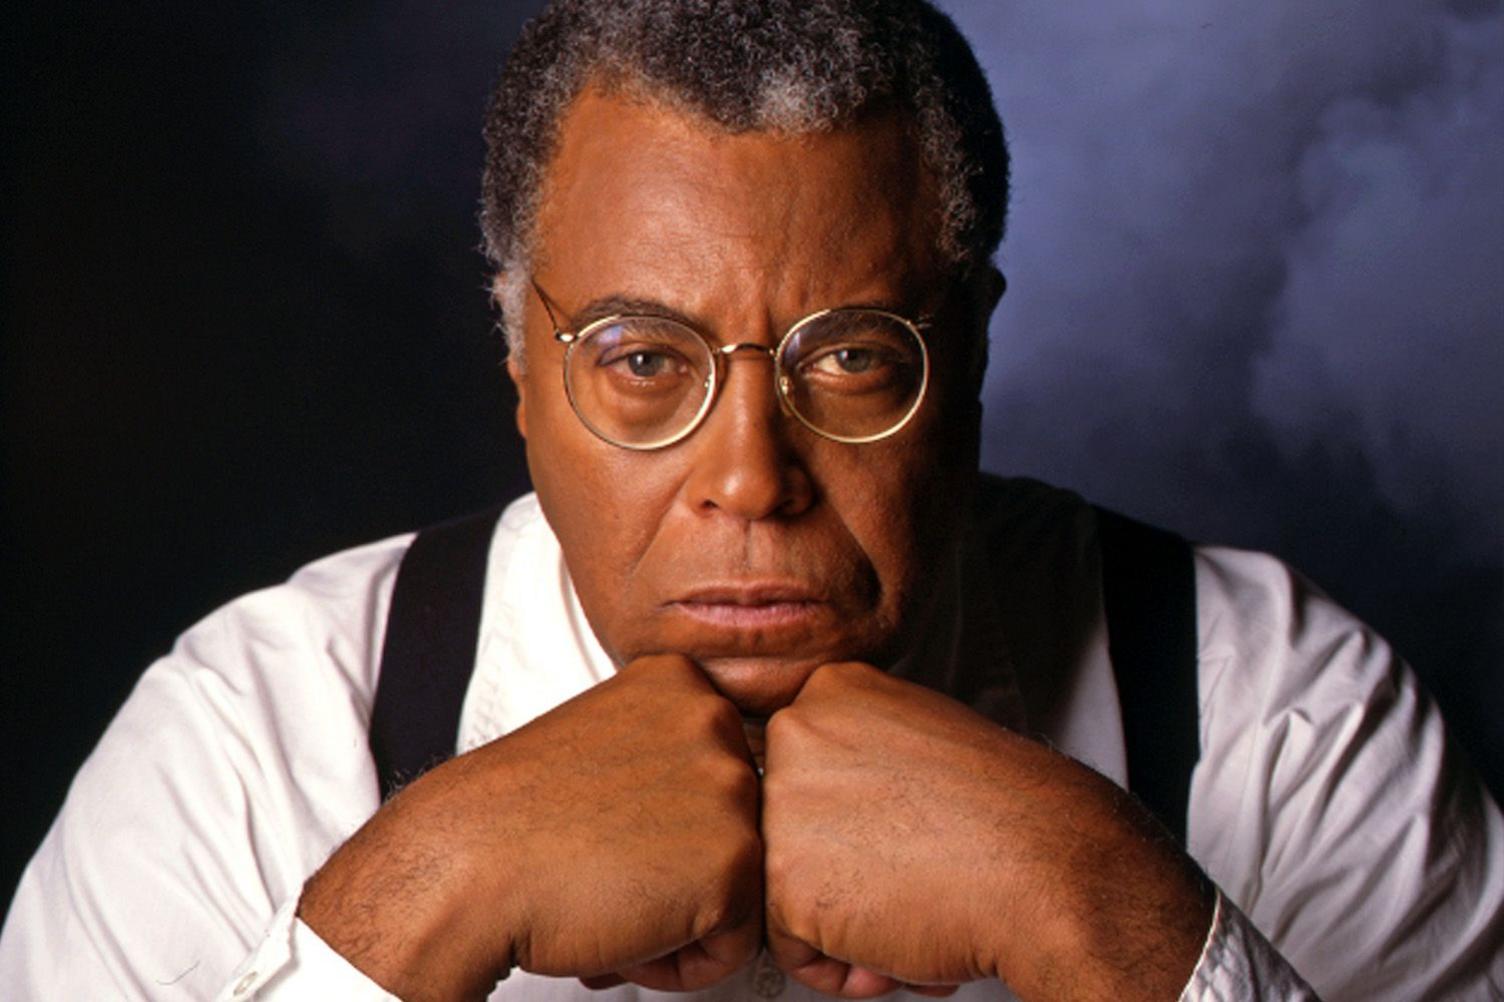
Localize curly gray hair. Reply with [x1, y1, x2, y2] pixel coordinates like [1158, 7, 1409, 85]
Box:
[481, 0, 1009, 358]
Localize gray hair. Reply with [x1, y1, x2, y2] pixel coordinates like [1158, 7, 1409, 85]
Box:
[481, 0, 1009, 358]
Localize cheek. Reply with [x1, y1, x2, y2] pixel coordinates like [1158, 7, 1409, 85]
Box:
[524, 406, 679, 621]
[813, 436, 953, 600]
[532, 439, 657, 568]
[883, 404, 977, 572]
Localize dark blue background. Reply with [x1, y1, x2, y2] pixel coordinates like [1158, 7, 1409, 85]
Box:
[4, 0, 1500, 908]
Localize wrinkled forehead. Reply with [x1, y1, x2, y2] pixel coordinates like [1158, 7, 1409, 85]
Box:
[529, 86, 950, 317]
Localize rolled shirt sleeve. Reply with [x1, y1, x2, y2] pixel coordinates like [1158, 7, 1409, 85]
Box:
[1179, 890, 1321, 1001]
[213, 904, 398, 1002]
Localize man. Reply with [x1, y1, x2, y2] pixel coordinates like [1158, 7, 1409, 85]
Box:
[2, 1, 1500, 999]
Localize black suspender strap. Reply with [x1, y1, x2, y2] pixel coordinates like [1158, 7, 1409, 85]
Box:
[369, 507, 503, 801]
[1094, 507, 1202, 844]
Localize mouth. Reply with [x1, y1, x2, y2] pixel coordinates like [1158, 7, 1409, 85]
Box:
[642, 580, 881, 715]
[667, 582, 828, 629]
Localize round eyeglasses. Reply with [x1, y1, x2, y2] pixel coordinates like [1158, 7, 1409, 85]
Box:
[532, 281, 931, 450]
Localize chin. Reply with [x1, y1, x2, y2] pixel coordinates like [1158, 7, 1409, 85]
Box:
[693, 654, 835, 716]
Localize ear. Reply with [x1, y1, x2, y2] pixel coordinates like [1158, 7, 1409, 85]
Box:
[981, 264, 1007, 312]
[506, 355, 528, 440]
[960, 265, 1004, 392]
[952, 264, 1005, 330]
[494, 272, 529, 440]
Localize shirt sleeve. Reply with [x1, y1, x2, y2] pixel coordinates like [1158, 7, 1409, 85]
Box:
[212, 905, 399, 1002]
[1189, 547, 1504, 1002]
[0, 537, 407, 1000]
[1179, 889, 1321, 1001]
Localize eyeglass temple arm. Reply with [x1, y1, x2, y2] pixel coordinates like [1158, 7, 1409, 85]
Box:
[529, 278, 571, 339]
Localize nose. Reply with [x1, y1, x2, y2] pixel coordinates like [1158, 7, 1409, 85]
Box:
[681, 346, 815, 521]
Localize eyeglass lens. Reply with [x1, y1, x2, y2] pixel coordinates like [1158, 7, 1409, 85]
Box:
[563, 310, 926, 448]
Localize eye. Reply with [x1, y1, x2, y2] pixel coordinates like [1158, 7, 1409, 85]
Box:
[618, 350, 676, 378]
[810, 346, 882, 375]
[591, 325, 697, 384]
[801, 341, 905, 383]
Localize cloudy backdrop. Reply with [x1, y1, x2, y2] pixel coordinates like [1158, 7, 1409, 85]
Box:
[4, 0, 1500, 902]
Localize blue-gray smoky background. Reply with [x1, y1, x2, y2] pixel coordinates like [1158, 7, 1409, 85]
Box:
[3, 0, 1500, 906]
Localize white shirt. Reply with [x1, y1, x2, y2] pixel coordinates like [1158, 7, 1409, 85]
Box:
[3, 481, 1501, 1001]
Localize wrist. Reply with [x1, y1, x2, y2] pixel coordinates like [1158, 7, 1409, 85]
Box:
[296, 775, 520, 1001]
[998, 849, 1213, 1002]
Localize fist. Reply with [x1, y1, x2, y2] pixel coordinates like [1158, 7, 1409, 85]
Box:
[761, 662, 1213, 1002]
[301, 654, 764, 999]
[760, 662, 1004, 996]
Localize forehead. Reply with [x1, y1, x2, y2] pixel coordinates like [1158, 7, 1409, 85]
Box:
[531, 87, 946, 317]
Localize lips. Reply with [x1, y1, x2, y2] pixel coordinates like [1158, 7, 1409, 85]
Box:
[665, 581, 831, 632]
[642, 578, 876, 713]
[673, 582, 826, 605]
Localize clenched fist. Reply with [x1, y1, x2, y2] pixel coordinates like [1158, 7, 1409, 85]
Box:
[300, 654, 762, 1000]
[761, 662, 1213, 1002]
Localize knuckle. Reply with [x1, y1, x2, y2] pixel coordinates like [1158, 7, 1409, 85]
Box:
[764, 704, 818, 761]
[763, 879, 815, 948]
[681, 689, 738, 739]
[801, 660, 858, 698]
[764, 705, 803, 745]
[706, 692, 743, 731]
[762, 838, 798, 894]
[723, 757, 761, 801]
[631, 651, 697, 680]
[700, 749, 758, 799]
[819, 660, 874, 685]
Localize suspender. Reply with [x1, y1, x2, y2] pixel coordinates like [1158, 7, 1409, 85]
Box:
[368, 503, 1201, 840]
[1095, 509, 1200, 844]
[368, 507, 502, 800]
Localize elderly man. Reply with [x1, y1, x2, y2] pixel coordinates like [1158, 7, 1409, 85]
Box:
[3, 1, 1500, 1000]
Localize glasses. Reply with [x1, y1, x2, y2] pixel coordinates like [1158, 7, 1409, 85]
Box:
[532, 281, 931, 450]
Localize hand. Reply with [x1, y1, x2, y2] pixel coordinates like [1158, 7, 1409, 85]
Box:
[761, 662, 1213, 1002]
[299, 655, 763, 1001]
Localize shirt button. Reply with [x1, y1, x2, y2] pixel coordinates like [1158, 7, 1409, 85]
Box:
[233, 971, 258, 996]
[751, 952, 786, 998]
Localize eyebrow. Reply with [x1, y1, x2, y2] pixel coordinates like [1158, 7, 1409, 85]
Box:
[566, 294, 703, 331]
[564, 291, 931, 337]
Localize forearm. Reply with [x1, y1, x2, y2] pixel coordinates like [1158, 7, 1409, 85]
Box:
[980, 780, 1217, 1002]
[297, 773, 516, 1002]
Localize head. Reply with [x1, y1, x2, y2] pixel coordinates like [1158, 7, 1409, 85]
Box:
[483, 0, 1010, 714]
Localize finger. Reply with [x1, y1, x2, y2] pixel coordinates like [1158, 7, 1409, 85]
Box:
[766, 924, 903, 999]
[788, 957, 905, 999]
[618, 652, 714, 692]
[902, 983, 960, 997]
[629, 654, 759, 761]
[698, 901, 765, 975]
[615, 936, 749, 993]
[616, 900, 763, 993]
[764, 917, 820, 971]
[837, 965, 909, 998]
[788, 660, 886, 707]
[578, 973, 626, 990]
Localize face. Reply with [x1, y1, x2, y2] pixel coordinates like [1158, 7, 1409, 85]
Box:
[508, 88, 989, 715]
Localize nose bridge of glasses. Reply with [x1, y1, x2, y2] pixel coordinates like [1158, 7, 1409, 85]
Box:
[710, 340, 790, 418]
[715, 341, 778, 360]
